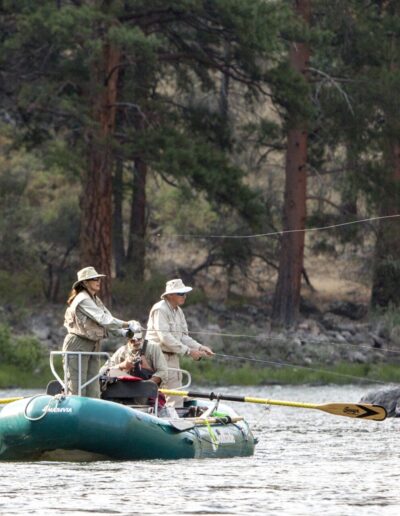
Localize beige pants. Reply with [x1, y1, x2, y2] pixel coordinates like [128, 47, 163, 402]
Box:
[164, 353, 185, 408]
[62, 334, 100, 398]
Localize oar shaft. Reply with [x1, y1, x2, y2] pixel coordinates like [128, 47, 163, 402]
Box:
[0, 397, 24, 405]
[244, 397, 319, 409]
[161, 390, 319, 409]
[160, 389, 247, 403]
[189, 416, 244, 425]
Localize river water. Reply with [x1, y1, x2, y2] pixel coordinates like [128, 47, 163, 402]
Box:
[0, 384, 399, 516]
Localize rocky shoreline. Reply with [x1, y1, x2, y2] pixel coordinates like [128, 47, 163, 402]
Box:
[11, 298, 400, 369]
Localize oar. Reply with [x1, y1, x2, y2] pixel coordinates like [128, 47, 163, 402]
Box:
[160, 389, 387, 421]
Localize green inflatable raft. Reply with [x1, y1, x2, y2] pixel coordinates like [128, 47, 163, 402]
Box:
[0, 393, 255, 461]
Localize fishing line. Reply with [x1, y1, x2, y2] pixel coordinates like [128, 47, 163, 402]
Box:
[187, 329, 400, 355]
[144, 326, 400, 356]
[214, 353, 387, 385]
[155, 213, 400, 240]
[141, 326, 397, 384]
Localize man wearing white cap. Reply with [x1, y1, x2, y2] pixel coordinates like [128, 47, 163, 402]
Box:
[146, 278, 214, 407]
[100, 320, 168, 387]
[62, 266, 137, 398]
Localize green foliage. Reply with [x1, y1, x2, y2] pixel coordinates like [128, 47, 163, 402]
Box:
[151, 183, 218, 234]
[11, 336, 45, 370]
[0, 323, 45, 370]
[0, 133, 80, 303]
[0, 324, 11, 361]
[0, 271, 43, 306]
[0, 142, 41, 272]
[141, 126, 265, 229]
[0, 0, 288, 296]
[269, 62, 314, 124]
[112, 272, 168, 318]
[3, 0, 400, 311]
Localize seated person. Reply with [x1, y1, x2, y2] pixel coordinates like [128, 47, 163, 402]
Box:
[100, 321, 168, 387]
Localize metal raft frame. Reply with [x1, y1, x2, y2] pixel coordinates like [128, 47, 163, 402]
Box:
[50, 350, 111, 397]
[49, 351, 192, 414]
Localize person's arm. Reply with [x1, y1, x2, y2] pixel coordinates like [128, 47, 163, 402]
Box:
[99, 347, 127, 374]
[149, 344, 169, 385]
[179, 312, 214, 357]
[78, 297, 128, 333]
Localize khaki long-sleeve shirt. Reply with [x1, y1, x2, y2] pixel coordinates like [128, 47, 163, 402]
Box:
[146, 300, 202, 356]
[78, 295, 125, 333]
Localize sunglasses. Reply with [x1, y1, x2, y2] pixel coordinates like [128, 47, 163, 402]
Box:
[175, 292, 187, 297]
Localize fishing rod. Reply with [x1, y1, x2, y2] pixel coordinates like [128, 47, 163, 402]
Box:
[187, 330, 400, 356]
[213, 353, 387, 385]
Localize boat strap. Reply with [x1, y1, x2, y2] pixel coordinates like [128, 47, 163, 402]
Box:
[167, 415, 244, 432]
[168, 420, 196, 432]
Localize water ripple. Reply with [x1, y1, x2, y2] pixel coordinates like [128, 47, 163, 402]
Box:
[1, 385, 400, 515]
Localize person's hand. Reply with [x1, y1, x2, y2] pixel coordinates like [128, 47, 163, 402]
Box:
[189, 349, 204, 361]
[119, 359, 133, 371]
[200, 345, 214, 356]
[128, 320, 142, 333]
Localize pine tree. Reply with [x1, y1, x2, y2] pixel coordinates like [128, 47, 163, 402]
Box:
[0, 0, 289, 299]
[272, 0, 312, 326]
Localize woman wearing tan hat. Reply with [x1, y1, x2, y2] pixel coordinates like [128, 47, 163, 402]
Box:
[146, 278, 214, 407]
[62, 266, 135, 398]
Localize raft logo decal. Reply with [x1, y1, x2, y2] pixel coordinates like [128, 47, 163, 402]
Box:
[343, 406, 359, 415]
[215, 428, 236, 444]
[43, 407, 72, 413]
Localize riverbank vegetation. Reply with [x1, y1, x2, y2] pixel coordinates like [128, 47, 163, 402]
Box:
[1, 356, 399, 391]
[0, 324, 49, 388]
[1, 313, 400, 390]
[181, 359, 400, 387]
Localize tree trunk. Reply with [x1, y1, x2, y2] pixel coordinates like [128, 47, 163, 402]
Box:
[371, 140, 400, 307]
[371, 27, 400, 308]
[272, 128, 308, 325]
[113, 158, 126, 278]
[272, 0, 310, 327]
[127, 157, 147, 282]
[80, 42, 121, 305]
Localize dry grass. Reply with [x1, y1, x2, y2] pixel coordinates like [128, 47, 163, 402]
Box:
[303, 254, 370, 309]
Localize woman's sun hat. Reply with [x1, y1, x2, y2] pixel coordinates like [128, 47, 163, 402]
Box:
[161, 278, 193, 299]
[73, 266, 106, 289]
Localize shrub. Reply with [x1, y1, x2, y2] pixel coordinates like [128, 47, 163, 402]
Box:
[12, 336, 45, 370]
[0, 323, 44, 370]
[0, 323, 12, 362]
[112, 272, 167, 317]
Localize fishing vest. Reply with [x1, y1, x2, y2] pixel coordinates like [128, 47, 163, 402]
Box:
[64, 291, 107, 341]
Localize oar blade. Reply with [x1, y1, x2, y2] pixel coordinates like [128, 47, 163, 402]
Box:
[319, 403, 387, 421]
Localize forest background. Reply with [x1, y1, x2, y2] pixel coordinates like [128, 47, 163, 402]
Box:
[1, 0, 400, 389]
